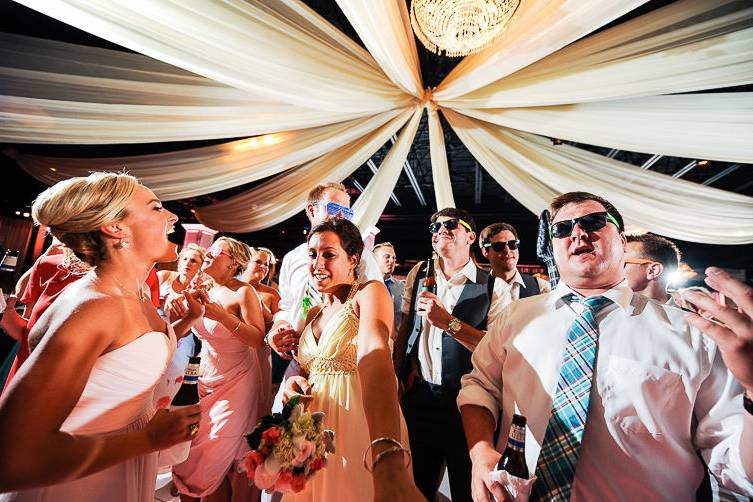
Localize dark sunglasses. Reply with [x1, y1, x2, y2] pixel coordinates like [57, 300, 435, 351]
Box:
[550, 211, 620, 239]
[482, 239, 520, 252]
[429, 218, 473, 234]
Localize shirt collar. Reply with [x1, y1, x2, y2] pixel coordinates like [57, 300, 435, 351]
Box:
[551, 279, 633, 312]
[437, 257, 477, 284]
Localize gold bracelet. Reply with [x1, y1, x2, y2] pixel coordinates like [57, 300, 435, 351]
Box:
[362, 437, 409, 472]
[231, 319, 242, 333]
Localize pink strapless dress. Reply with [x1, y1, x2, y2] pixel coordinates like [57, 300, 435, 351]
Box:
[172, 312, 270, 499]
[0, 327, 176, 502]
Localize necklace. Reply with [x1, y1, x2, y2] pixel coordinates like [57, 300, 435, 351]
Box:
[111, 276, 149, 303]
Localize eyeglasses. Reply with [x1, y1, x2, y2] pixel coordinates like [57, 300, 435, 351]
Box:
[208, 244, 233, 260]
[316, 201, 353, 220]
[482, 239, 520, 252]
[624, 258, 657, 267]
[550, 211, 620, 239]
[429, 218, 473, 234]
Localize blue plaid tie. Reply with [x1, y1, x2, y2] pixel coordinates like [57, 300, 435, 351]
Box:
[531, 295, 611, 501]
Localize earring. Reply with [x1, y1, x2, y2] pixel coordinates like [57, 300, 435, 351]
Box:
[116, 238, 130, 249]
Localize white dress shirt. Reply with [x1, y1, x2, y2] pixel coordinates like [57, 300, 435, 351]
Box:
[273, 241, 383, 332]
[486, 270, 550, 326]
[401, 258, 477, 385]
[458, 280, 753, 500]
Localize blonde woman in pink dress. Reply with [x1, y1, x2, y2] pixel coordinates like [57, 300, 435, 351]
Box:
[0, 173, 203, 502]
[173, 237, 270, 502]
[282, 219, 424, 502]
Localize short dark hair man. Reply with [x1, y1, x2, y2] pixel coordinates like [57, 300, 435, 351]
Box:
[479, 222, 550, 324]
[459, 191, 753, 501]
[624, 233, 681, 304]
[394, 207, 493, 502]
[374, 242, 404, 330]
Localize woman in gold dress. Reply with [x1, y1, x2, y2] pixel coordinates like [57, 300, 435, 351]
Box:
[282, 219, 423, 502]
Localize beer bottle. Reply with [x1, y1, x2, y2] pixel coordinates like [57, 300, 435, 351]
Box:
[159, 356, 201, 466]
[171, 356, 200, 407]
[497, 414, 529, 479]
[422, 255, 436, 295]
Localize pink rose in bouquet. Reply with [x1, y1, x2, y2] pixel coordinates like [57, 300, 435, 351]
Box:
[241, 396, 335, 494]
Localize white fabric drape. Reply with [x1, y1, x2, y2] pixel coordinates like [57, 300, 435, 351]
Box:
[352, 106, 423, 230]
[444, 109, 753, 245]
[456, 94, 753, 163]
[0, 34, 370, 143]
[16, 0, 412, 113]
[335, 0, 423, 98]
[438, 0, 753, 109]
[427, 104, 456, 210]
[434, 0, 648, 101]
[12, 111, 402, 200]
[194, 108, 415, 232]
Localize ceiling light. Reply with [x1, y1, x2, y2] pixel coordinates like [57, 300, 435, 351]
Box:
[697, 160, 709, 167]
[411, 0, 522, 57]
[22, 212, 30, 217]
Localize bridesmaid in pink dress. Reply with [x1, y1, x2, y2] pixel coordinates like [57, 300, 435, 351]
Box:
[173, 237, 269, 502]
[0, 173, 204, 501]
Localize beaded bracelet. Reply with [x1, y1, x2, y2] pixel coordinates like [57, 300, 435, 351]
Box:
[362, 437, 411, 473]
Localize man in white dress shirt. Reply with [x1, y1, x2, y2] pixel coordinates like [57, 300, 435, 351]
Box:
[459, 191, 753, 501]
[479, 222, 550, 325]
[624, 233, 681, 304]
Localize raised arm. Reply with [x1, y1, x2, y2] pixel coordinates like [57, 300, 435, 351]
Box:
[0, 299, 198, 491]
[354, 281, 424, 502]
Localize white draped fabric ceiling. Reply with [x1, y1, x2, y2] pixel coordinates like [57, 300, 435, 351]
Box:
[2, 0, 753, 243]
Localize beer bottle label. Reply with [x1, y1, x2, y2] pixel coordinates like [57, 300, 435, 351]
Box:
[507, 425, 526, 452]
[184, 363, 200, 384]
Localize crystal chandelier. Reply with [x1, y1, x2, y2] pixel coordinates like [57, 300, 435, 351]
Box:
[410, 0, 522, 57]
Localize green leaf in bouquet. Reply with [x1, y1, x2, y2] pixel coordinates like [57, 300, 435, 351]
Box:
[282, 395, 300, 419]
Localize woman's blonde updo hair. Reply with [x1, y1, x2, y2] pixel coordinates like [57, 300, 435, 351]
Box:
[214, 236, 252, 275]
[32, 172, 138, 267]
[179, 243, 206, 263]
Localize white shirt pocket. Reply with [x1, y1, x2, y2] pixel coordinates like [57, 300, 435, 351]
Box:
[598, 354, 686, 440]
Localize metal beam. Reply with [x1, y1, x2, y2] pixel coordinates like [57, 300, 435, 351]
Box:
[390, 135, 427, 206]
[702, 164, 740, 186]
[606, 148, 620, 159]
[672, 160, 697, 179]
[366, 159, 401, 206]
[474, 162, 482, 205]
[641, 154, 663, 170]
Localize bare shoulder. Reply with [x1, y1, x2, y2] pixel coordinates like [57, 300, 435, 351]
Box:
[255, 283, 280, 299]
[157, 270, 176, 283]
[354, 280, 391, 304]
[29, 291, 125, 353]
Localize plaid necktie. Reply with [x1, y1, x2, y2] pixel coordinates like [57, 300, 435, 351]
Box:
[300, 277, 323, 320]
[531, 295, 611, 501]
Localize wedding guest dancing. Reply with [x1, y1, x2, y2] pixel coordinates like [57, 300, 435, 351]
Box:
[172, 237, 270, 502]
[0, 172, 202, 502]
[459, 192, 753, 501]
[158, 243, 206, 316]
[282, 219, 424, 502]
[240, 247, 280, 331]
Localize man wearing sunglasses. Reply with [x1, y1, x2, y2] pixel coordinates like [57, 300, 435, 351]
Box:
[460, 191, 753, 501]
[479, 222, 550, 326]
[624, 233, 681, 304]
[394, 208, 493, 502]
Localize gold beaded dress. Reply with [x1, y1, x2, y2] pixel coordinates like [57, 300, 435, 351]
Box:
[284, 283, 410, 502]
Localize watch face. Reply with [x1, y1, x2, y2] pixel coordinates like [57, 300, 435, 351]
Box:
[448, 317, 461, 333]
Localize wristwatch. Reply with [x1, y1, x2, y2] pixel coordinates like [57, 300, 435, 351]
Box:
[744, 391, 753, 417]
[447, 316, 462, 335]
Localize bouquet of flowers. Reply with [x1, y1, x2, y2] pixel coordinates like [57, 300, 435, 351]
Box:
[241, 396, 335, 493]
